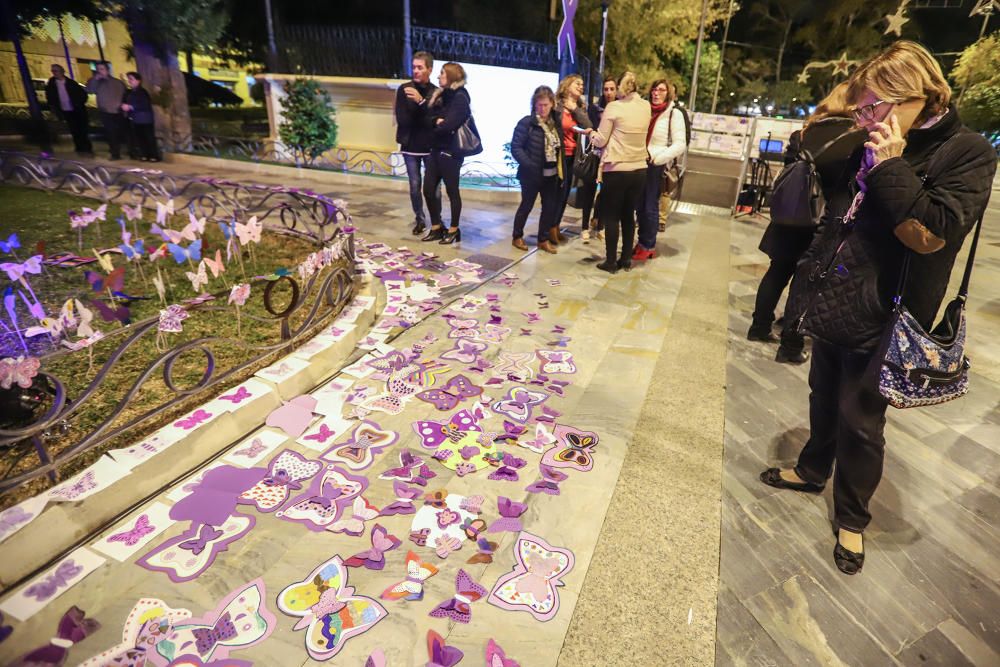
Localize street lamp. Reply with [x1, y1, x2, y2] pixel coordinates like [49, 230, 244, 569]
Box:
[598, 1, 611, 77]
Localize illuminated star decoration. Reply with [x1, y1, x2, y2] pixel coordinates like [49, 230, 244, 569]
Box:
[884, 0, 910, 37]
[557, 0, 578, 63]
[797, 52, 860, 84]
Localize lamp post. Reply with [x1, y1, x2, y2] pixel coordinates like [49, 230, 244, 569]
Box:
[264, 0, 279, 71]
[710, 0, 735, 114]
[688, 0, 709, 111]
[403, 0, 413, 77]
[598, 1, 610, 77]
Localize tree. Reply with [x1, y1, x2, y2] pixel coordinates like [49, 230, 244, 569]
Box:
[748, 0, 811, 81]
[952, 34, 1000, 133]
[279, 79, 338, 166]
[674, 41, 725, 110]
[575, 0, 728, 86]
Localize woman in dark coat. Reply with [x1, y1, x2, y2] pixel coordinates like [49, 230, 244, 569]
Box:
[421, 62, 475, 245]
[760, 41, 996, 575]
[552, 74, 593, 244]
[748, 83, 856, 363]
[510, 86, 565, 254]
[121, 71, 159, 161]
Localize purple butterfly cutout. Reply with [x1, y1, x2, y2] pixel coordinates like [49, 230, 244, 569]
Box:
[487, 466, 520, 482]
[174, 409, 213, 430]
[455, 462, 477, 477]
[458, 446, 480, 460]
[233, 438, 268, 458]
[0, 506, 34, 538]
[178, 524, 224, 555]
[24, 560, 84, 601]
[432, 449, 453, 461]
[525, 464, 569, 495]
[380, 481, 421, 516]
[428, 569, 487, 624]
[107, 514, 155, 546]
[50, 471, 97, 500]
[488, 497, 528, 533]
[219, 386, 252, 404]
[14, 606, 99, 664]
[428, 630, 464, 667]
[440, 338, 488, 364]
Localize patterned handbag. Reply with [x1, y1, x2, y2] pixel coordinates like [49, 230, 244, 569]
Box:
[870, 215, 982, 409]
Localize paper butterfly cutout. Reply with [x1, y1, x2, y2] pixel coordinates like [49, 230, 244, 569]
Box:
[417, 374, 483, 411]
[447, 317, 479, 339]
[238, 450, 322, 513]
[364, 349, 413, 376]
[158, 304, 189, 333]
[138, 514, 255, 583]
[427, 629, 464, 667]
[276, 465, 368, 532]
[186, 260, 208, 292]
[14, 606, 100, 666]
[232, 438, 267, 458]
[265, 395, 318, 438]
[429, 569, 487, 624]
[0, 505, 34, 539]
[1, 255, 44, 281]
[536, 349, 577, 374]
[277, 555, 387, 661]
[321, 420, 398, 470]
[540, 424, 599, 472]
[467, 536, 498, 565]
[220, 386, 252, 404]
[494, 351, 535, 381]
[525, 465, 569, 495]
[491, 387, 549, 424]
[328, 496, 380, 536]
[379, 449, 437, 487]
[360, 372, 422, 415]
[50, 471, 97, 500]
[412, 408, 483, 449]
[520, 423, 556, 453]
[381, 550, 439, 602]
[107, 513, 156, 546]
[366, 648, 387, 667]
[440, 338, 488, 363]
[380, 481, 421, 516]
[174, 409, 213, 430]
[488, 532, 575, 622]
[234, 217, 262, 245]
[486, 639, 521, 667]
[474, 323, 512, 344]
[344, 524, 401, 570]
[488, 497, 528, 534]
[25, 559, 83, 601]
[0, 355, 41, 391]
[157, 579, 275, 662]
[78, 598, 193, 667]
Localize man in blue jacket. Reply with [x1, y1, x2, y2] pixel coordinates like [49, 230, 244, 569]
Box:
[394, 51, 441, 236]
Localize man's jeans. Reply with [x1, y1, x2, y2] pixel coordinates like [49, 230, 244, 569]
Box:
[403, 153, 439, 225]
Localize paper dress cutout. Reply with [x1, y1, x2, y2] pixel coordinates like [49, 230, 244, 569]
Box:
[540, 424, 599, 472]
[321, 420, 398, 470]
[276, 465, 368, 532]
[138, 514, 255, 583]
[238, 450, 322, 512]
[491, 387, 548, 424]
[156, 579, 275, 663]
[277, 556, 387, 661]
[380, 550, 439, 602]
[79, 598, 192, 667]
[488, 532, 575, 622]
[429, 569, 487, 624]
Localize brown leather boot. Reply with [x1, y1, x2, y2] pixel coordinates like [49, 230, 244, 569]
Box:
[538, 240, 558, 254]
[556, 229, 569, 244]
[548, 228, 560, 246]
[512, 237, 528, 251]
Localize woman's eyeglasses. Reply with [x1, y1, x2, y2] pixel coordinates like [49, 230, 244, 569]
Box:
[852, 100, 890, 121]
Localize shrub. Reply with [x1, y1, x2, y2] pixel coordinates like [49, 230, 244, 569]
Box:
[279, 79, 338, 165]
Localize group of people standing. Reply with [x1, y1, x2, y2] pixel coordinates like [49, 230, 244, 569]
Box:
[45, 62, 160, 161]
[393, 53, 689, 268]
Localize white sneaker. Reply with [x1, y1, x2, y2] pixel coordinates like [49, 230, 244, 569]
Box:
[581, 229, 590, 242]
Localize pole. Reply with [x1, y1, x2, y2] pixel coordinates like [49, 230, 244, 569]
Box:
[689, 0, 709, 111]
[402, 0, 413, 77]
[58, 17, 74, 79]
[264, 0, 279, 71]
[1, 0, 51, 152]
[710, 0, 734, 114]
[93, 20, 105, 62]
[598, 1, 610, 76]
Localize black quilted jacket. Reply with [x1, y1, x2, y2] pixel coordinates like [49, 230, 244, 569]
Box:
[786, 107, 996, 352]
[510, 114, 565, 183]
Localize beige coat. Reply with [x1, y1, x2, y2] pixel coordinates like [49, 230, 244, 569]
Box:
[590, 92, 651, 172]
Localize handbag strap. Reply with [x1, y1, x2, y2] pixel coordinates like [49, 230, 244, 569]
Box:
[957, 214, 983, 300]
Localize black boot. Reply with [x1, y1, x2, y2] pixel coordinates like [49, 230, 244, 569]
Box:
[617, 258, 632, 272]
[439, 228, 461, 244]
[421, 226, 445, 242]
[747, 325, 779, 343]
[596, 260, 618, 274]
[412, 220, 426, 235]
[775, 345, 809, 364]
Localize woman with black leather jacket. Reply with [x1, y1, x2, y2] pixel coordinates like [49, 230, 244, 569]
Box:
[422, 62, 474, 245]
[510, 86, 565, 254]
[552, 74, 593, 245]
[759, 41, 996, 576]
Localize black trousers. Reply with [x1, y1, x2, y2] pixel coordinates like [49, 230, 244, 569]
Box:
[751, 258, 805, 350]
[130, 122, 159, 160]
[512, 175, 559, 240]
[62, 109, 92, 153]
[99, 111, 127, 159]
[598, 169, 645, 264]
[424, 150, 464, 229]
[794, 339, 889, 533]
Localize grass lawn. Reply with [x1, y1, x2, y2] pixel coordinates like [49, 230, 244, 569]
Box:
[0, 184, 345, 507]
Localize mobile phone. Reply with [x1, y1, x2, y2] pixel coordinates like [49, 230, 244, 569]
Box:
[572, 126, 587, 133]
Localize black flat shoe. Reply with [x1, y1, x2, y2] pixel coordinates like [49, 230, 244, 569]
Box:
[833, 533, 864, 575]
[747, 328, 780, 343]
[776, 346, 809, 364]
[596, 261, 618, 274]
[439, 228, 461, 244]
[617, 259, 632, 272]
[412, 221, 426, 236]
[421, 227, 445, 242]
[759, 468, 825, 493]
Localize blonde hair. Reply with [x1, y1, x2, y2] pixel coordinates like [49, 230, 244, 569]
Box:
[847, 40, 951, 121]
[806, 82, 851, 127]
[556, 74, 584, 106]
[617, 71, 637, 97]
[440, 62, 467, 89]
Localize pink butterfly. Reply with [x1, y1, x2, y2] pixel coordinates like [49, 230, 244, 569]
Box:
[490, 386, 548, 424]
[379, 481, 421, 516]
[343, 524, 401, 569]
[304, 423, 338, 443]
[536, 349, 577, 374]
[204, 248, 226, 278]
[1, 255, 43, 281]
[440, 338, 488, 364]
[433, 535, 463, 559]
[379, 449, 437, 487]
[447, 318, 480, 339]
[0, 355, 41, 390]
[233, 438, 268, 458]
[427, 629, 464, 667]
[158, 304, 189, 333]
[429, 569, 487, 622]
[220, 386, 252, 404]
[488, 497, 528, 533]
[107, 514, 155, 546]
[525, 464, 568, 495]
[416, 374, 483, 411]
[50, 471, 97, 500]
[486, 639, 520, 667]
[174, 409, 213, 430]
[328, 496, 380, 536]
